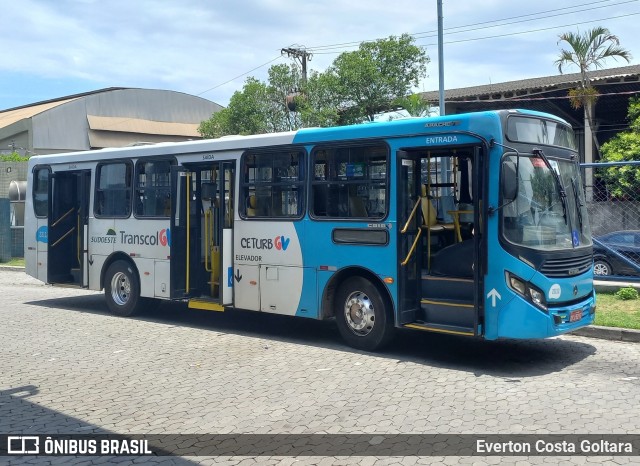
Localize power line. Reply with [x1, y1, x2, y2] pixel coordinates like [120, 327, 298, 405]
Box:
[196, 1, 636, 99]
[418, 13, 640, 48]
[307, 0, 636, 54]
[414, 0, 638, 40]
[197, 55, 283, 97]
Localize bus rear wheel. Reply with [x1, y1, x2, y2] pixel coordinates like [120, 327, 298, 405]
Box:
[335, 276, 394, 351]
[105, 260, 145, 317]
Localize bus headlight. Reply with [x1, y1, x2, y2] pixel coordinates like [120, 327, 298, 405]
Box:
[529, 288, 545, 307]
[506, 272, 548, 312]
[508, 274, 526, 295]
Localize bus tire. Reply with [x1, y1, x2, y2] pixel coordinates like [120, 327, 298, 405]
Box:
[104, 260, 145, 317]
[335, 276, 394, 351]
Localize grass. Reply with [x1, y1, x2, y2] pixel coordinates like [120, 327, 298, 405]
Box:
[595, 292, 640, 330]
[1, 257, 25, 267]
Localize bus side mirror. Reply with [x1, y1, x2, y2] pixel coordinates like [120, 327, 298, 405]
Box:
[502, 160, 518, 201]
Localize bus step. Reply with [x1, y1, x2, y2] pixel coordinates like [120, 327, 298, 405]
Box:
[70, 268, 81, 283]
[188, 298, 225, 312]
[421, 275, 473, 301]
[420, 298, 475, 328]
[403, 321, 475, 337]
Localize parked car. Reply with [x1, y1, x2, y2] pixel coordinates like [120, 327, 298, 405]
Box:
[593, 230, 640, 277]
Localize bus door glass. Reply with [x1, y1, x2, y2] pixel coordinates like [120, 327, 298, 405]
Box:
[47, 170, 91, 286]
[170, 162, 235, 303]
[200, 162, 235, 305]
[396, 151, 421, 324]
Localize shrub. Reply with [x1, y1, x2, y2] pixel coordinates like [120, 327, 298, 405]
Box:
[0, 151, 29, 162]
[614, 287, 639, 300]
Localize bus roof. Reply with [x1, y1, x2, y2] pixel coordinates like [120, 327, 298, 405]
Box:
[27, 109, 569, 167]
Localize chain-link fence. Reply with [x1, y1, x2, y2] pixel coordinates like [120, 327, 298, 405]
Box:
[584, 161, 640, 280]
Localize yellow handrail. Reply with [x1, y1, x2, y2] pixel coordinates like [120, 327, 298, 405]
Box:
[51, 207, 75, 228]
[401, 228, 422, 266]
[51, 227, 75, 248]
[401, 197, 422, 234]
[204, 209, 212, 272]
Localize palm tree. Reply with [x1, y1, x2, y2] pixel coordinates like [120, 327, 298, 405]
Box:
[555, 27, 631, 152]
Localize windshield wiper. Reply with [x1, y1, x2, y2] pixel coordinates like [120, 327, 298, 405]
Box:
[532, 149, 567, 224]
[571, 177, 584, 232]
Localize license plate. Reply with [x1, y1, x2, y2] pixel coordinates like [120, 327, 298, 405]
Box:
[569, 309, 583, 322]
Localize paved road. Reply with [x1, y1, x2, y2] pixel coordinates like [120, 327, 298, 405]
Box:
[1, 270, 639, 465]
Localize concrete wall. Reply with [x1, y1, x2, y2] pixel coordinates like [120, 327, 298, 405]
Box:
[0, 161, 28, 198]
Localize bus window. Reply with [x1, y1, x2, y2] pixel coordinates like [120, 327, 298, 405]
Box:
[240, 149, 305, 219]
[311, 143, 388, 219]
[95, 162, 133, 218]
[33, 167, 50, 217]
[135, 159, 173, 217]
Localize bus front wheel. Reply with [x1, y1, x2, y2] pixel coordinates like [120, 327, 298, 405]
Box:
[335, 277, 394, 351]
[104, 260, 145, 317]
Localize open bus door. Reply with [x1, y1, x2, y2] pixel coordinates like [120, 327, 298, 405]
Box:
[47, 170, 91, 287]
[398, 147, 484, 337]
[170, 163, 235, 310]
[396, 151, 422, 325]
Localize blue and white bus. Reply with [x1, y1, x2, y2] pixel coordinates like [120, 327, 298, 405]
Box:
[24, 109, 595, 350]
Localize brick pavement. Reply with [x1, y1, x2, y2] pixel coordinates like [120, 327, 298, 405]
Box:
[0, 270, 639, 465]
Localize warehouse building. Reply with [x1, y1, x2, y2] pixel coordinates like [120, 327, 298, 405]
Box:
[0, 87, 222, 155]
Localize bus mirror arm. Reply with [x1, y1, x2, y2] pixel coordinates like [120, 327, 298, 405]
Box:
[488, 139, 520, 216]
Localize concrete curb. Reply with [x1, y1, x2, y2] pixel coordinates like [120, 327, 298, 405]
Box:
[571, 325, 640, 343]
[0, 266, 25, 272]
[594, 280, 640, 293]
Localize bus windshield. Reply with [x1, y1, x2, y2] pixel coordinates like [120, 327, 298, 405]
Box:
[506, 116, 577, 150]
[502, 154, 592, 251]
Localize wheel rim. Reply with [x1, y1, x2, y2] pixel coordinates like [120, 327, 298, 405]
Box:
[594, 262, 610, 275]
[343, 290, 375, 336]
[110, 271, 131, 306]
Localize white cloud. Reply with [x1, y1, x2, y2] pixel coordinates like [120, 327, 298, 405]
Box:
[0, 0, 638, 108]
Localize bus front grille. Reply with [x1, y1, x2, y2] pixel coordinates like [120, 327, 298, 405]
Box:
[540, 253, 593, 278]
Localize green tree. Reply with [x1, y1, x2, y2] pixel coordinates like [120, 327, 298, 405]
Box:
[199, 64, 303, 138]
[295, 70, 341, 128]
[392, 94, 434, 118]
[328, 34, 428, 124]
[555, 27, 631, 151]
[599, 97, 640, 199]
[199, 34, 429, 137]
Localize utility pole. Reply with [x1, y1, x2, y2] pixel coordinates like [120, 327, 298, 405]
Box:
[437, 0, 445, 116]
[281, 46, 313, 112]
[281, 46, 312, 83]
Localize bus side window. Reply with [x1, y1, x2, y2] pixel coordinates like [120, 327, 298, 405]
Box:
[135, 159, 173, 218]
[241, 150, 305, 219]
[33, 167, 50, 218]
[311, 143, 388, 220]
[95, 162, 132, 218]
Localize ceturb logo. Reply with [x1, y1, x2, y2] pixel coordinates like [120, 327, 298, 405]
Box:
[240, 235, 290, 251]
[119, 229, 170, 247]
[274, 235, 290, 251]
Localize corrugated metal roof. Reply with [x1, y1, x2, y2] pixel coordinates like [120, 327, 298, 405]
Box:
[0, 98, 79, 128]
[421, 64, 640, 101]
[87, 115, 200, 137]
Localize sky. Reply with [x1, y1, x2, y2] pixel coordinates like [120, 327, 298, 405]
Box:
[0, 0, 639, 111]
